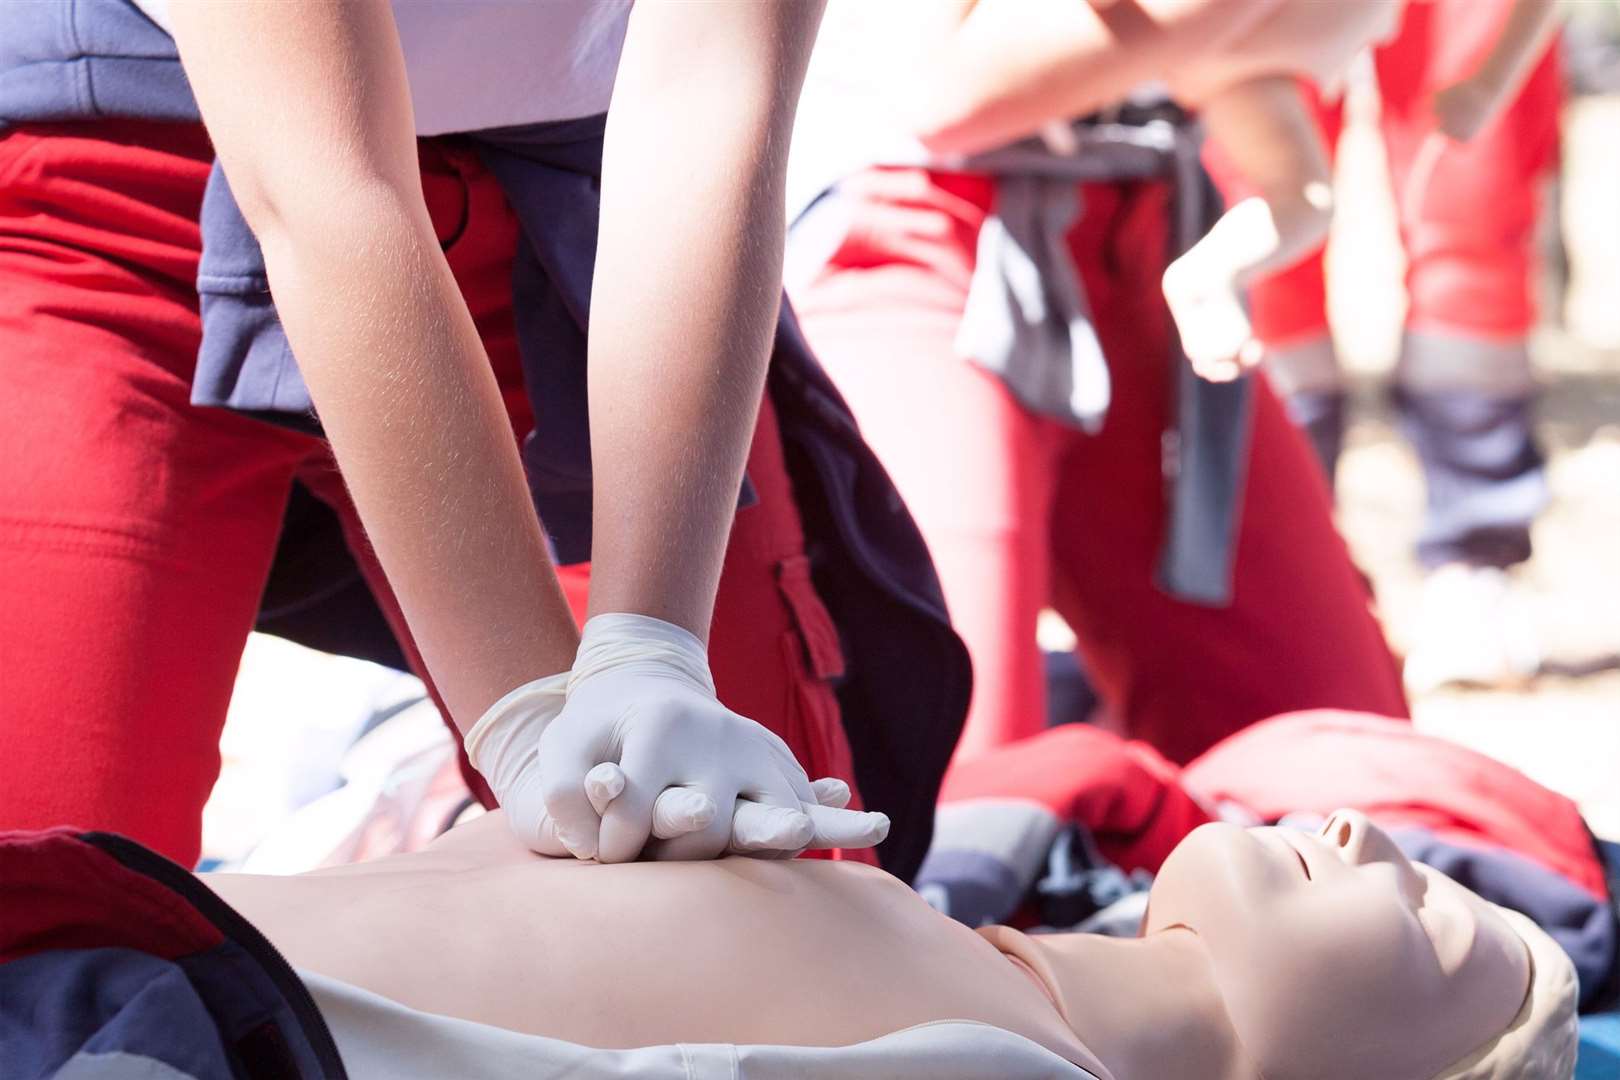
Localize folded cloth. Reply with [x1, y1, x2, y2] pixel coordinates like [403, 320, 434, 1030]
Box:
[300, 968, 1100, 1080]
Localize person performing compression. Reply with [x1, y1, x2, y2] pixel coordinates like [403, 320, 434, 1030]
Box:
[203, 806, 1577, 1079]
[167, 0, 880, 864]
[0, 0, 895, 866]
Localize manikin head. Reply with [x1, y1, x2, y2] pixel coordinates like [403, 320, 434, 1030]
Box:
[1011, 809, 1578, 1080]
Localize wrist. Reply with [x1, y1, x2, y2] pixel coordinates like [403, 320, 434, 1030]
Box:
[571, 612, 715, 695]
[464, 671, 569, 782]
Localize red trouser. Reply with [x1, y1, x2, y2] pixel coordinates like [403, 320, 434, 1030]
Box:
[791, 168, 1408, 765]
[1246, 0, 1563, 349]
[0, 121, 859, 867]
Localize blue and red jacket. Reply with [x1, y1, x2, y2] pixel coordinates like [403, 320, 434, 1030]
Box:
[0, 828, 345, 1079]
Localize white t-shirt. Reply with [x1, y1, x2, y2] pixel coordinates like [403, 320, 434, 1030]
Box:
[132, 0, 631, 135]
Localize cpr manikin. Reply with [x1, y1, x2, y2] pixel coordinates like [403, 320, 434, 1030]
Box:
[203, 807, 1576, 1079]
[1124, 0, 1563, 380]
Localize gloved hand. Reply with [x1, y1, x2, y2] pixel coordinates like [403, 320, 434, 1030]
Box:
[465, 613, 889, 862]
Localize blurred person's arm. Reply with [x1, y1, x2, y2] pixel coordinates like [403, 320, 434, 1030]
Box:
[1433, 0, 1562, 141]
[1163, 77, 1333, 381]
[168, 0, 580, 728]
[900, 0, 1287, 155]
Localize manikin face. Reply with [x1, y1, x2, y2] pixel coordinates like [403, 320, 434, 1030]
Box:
[1142, 810, 1530, 1080]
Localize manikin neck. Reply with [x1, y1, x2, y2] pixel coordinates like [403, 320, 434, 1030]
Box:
[1052, 929, 1256, 1080]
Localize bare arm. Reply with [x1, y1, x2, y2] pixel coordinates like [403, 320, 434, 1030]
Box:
[168, 0, 580, 729]
[1162, 77, 1333, 380]
[583, 0, 825, 637]
[899, 0, 1286, 155]
[1188, 77, 1334, 290]
[1433, 0, 1562, 141]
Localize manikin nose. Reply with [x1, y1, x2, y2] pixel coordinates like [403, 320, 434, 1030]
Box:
[1321, 809, 1425, 896]
[1321, 811, 1360, 854]
[1320, 809, 1385, 866]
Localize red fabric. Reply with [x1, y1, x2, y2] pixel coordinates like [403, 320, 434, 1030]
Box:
[0, 123, 862, 866]
[0, 829, 224, 964]
[939, 710, 1607, 901]
[938, 724, 1213, 874]
[1237, 0, 1562, 347]
[792, 167, 1408, 767]
[1183, 710, 1607, 898]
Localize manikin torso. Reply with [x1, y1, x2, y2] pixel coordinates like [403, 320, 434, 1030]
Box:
[205, 809, 1531, 1080]
[204, 812, 1103, 1073]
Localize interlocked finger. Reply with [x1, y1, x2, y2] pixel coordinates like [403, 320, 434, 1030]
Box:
[730, 800, 815, 854]
[803, 803, 890, 850]
[650, 786, 718, 840]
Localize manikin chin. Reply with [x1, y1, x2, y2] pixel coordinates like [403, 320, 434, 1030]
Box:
[991, 808, 1545, 1080]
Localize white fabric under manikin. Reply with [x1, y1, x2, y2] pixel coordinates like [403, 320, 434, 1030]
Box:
[299, 968, 1100, 1080]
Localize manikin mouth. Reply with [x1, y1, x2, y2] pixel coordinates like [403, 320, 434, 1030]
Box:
[1260, 828, 1317, 882]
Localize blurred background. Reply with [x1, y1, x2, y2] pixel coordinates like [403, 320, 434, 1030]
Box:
[1328, 63, 1620, 841]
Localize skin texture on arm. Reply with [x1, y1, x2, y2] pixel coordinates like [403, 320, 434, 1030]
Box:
[1161, 77, 1334, 381]
[583, 0, 825, 638]
[167, 0, 580, 730]
[898, 0, 1287, 155]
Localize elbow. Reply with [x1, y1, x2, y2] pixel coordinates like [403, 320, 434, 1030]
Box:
[900, 60, 1029, 157]
[908, 91, 1011, 158]
[222, 161, 423, 268]
[913, 113, 991, 158]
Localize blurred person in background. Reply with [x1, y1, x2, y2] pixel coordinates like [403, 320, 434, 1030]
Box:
[786, 0, 1409, 768]
[1240, 0, 1564, 692]
[0, 0, 965, 878]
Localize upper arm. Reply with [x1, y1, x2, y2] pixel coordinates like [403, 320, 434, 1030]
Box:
[608, 0, 826, 165]
[168, 0, 422, 240]
[903, 0, 1287, 154]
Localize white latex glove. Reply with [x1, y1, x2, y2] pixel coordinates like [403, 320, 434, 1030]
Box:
[572, 768, 877, 858]
[466, 674, 731, 856]
[467, 613, 888, 862]
[464, 672, 581, 856]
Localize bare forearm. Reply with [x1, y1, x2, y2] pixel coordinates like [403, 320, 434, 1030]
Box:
[258, 201, 579, 725]
[1194, 77, 1333, 287]
[906, 0, 1285, 155]
[171, 0, 578, 728]
[1470, 0, 1561, 101]
[584, 0, 823, 640]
